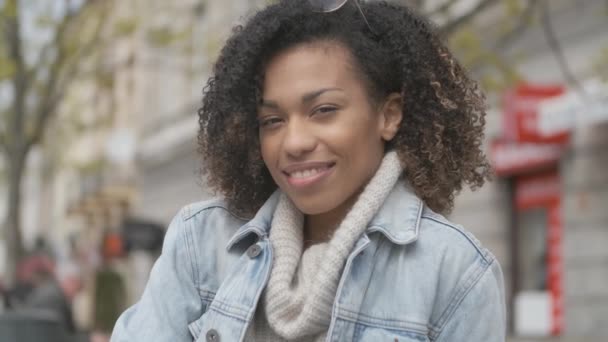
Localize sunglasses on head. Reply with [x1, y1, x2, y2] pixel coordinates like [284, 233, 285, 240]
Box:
[307, 0, 376, 36]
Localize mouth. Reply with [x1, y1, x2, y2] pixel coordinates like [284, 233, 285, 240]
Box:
[282, 162, 336, 189]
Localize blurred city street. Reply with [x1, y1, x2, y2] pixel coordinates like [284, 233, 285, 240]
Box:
[1, 0, 607, 341]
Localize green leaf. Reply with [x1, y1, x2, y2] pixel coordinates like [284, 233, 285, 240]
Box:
[95, 67, 115, 90]
[502, 0, 523, 17]
[146, 27, 175, 47]
[75, 158, 106, 174]
[114, 18, 138, 37]
[1, 0, 17, 18]
[146, 26, 192, 47]
[35, 14, 57, 28]
[0, 56, 16, 79]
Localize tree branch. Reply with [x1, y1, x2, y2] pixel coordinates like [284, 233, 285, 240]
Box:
[540, 0, 585, 96]
[27, 0, 107, 148]
[427, 0, 459, 17]
[469, 0, 539, 73]
[494, 0, 539, 49]
[57, 12, 108, 88]
[440, 0, 501, 36]
[0, 3, 10, 40]
[5, 0, 27, 151]
[0, 101, 10, 151]
[0, 129, 6, 152]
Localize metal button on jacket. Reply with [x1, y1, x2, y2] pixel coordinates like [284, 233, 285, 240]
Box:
[206, 329, 220, 342]
[247, 244, 262, 258]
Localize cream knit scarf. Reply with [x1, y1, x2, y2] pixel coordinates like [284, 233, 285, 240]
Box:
[259, 151, 402, 341]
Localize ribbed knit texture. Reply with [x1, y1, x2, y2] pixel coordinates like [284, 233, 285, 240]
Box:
[245, 151, 402, 341]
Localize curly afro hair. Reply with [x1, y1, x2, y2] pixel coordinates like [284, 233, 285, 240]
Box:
[198, 0, 491, 216]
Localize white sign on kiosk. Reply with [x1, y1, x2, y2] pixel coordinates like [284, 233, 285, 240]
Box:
[515, 291, 552, 336]
[538, 79, 608, 137]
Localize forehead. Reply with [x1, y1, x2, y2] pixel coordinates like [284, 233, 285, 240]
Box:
[262, 41, 362, 96]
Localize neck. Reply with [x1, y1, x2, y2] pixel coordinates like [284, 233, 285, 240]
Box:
[303, 190, 360, 248]
[303, 215, 336, 248]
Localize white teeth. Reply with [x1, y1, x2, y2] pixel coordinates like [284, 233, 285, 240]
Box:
[291, 168, 322, 179]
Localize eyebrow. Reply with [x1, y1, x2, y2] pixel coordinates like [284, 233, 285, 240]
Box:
[259, 87, 344, 109]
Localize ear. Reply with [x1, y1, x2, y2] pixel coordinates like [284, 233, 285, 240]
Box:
[378, 92, 403, 141]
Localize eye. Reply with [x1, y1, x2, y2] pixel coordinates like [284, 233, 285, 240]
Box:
[258, 116, 283, 129]
[312, 105, 338, 116]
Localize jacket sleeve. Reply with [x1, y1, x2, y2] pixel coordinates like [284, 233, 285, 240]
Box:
[434, 259, 506, 342]
[111, 209, 202, 342]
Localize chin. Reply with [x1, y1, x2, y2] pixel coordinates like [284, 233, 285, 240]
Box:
[289, 196, 337, 216]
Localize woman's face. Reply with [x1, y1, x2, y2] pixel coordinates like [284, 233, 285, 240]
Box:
[258, 41, 401, 216]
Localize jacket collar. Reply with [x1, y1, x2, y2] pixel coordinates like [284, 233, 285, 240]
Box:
[366, 180, 423, 245]
[226, 191, 280, 250]
[226, 180, 423, 251]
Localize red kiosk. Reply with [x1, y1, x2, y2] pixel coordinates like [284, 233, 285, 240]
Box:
[490, 83, 568, 336]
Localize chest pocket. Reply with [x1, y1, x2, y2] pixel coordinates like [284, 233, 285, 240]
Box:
[187, 289, 216, 340]
[353, 325, 430, 342]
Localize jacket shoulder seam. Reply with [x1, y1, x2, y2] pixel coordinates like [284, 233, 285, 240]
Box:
[420, 214, 490, 263]
[180, 200, 250, 222]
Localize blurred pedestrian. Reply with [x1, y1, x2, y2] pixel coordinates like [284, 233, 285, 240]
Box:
[88, 231, 127, 342]
[112, 1, 505, 341]
[5, 240, 56, 310]
[21, 263, 75, 333]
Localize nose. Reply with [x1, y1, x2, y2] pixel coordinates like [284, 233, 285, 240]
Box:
[282, 117, 317, 159]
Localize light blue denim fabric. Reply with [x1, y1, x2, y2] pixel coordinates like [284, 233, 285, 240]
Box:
[111, 181, 506, 341]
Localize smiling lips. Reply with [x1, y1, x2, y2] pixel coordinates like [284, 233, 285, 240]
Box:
[283, 162, 335, 188]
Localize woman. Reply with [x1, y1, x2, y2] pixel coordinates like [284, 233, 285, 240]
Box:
[111, 1, 505, 341]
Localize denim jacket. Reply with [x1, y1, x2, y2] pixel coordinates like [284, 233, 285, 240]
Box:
[111, 181, 506, 342]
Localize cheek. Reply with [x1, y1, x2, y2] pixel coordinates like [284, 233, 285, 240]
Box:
[259, 135, 279, 171]
[259, 139, 271, 164]
[337, 115, 383, 151]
